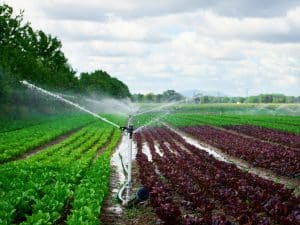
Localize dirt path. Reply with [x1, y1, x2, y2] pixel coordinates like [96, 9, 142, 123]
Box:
[100, 134, 159, 225]
[100, 165, 123, 224]
[13, 128, 82, 161]
[162, 122, 300, 196]
[101, 161, 159, 225]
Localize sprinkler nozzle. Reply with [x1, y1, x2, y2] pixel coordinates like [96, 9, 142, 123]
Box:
[120, 125, 134, 138]
[120, 126, 127, 132]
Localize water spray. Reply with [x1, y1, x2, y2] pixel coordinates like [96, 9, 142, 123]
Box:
[120, 124, 134, 204]
[134, 98, 186, 117]
[20, 80, 120, 128]
[117, 104, 178, 205]
[20, 80, 187, 206]
[21, 80, 140, 205]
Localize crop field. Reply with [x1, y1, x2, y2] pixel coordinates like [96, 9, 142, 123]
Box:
[0, 114, 125, 225]
[163, 113, 300, 134]
[139, 103, 300, 116]
[2, 1, 300, 224]
[1, 104, 300, 225]
[0, 114, 96, 163]
[135, 127, 299, 224]
[131, 108, 300, 225]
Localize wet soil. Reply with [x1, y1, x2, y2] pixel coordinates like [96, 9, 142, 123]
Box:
[101, 161, 159, 225]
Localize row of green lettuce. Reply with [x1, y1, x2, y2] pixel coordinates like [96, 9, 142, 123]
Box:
[0, 115, 125, 224]
[0, 114, 95, 163]
[67, 128, 121, 225]
[163, 114, 300, 134]
[0, 114, 71, 133]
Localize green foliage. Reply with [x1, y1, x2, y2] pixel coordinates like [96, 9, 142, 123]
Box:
[166, 103, 300, 116]
[0, 114, 80, 133]
[133, 93, 300, 104]
[0, 3, 131, 118]
[0, 114, 95, 163]
[192, 94, 300, 104]
[0, 4, 76, 89]
[133, 113, 165, 128]
[80, 70, 130, 99]
[132, 90, 184, 103]
[66, 130, 121, 225]
[164, 113, 300, 134]
[0, 119, 122, 224]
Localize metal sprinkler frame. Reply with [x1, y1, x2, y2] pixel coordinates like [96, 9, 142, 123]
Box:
[120, 122, 134, 205]
[21, 80, 136, 205]
[21, 80, 186, 206]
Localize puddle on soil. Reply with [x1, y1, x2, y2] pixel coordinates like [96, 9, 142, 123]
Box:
[111, 135, 128, 183]
[111, 134, 138, 182]
[142, 143, 152, 161]
[108, 134, 138, 216]
[106, 205, 123, 214]
[182, 135, 227, 162]
[168, 126, 228, 162]
[154, 141, 164, 157]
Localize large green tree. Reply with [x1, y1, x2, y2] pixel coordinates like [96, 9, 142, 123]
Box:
[0, 4, 77, 89]
[79, 70, 131, 99]
[0, 3, 131, 118]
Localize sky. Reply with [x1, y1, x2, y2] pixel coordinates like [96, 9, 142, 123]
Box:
[4, 0, 300, 96]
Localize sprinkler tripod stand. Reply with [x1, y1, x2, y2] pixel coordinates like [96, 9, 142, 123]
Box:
[20, 80, 151, 206]
[120, 124, 134, 205]
[118, 116, 149, 207]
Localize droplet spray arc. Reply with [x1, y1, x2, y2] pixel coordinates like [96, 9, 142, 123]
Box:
[21, 80, 135, 204]
[20, 80, 186, 205]
[20, 80, 120, 128]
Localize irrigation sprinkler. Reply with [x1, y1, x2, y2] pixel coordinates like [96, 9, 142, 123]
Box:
[20, 80, 191, 206]
[20, 80, 120, 128]
[118, 113, 139, 205]
[21, 80, 148, 206]
[120, 124, 134, 204]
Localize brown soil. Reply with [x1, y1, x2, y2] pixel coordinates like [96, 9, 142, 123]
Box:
[99, 165, 123, 224]
[13, 128, 82, 162]
[54, 195, 74, 225]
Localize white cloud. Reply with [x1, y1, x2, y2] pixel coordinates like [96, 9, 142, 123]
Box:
[15, 0, 300, 20]
[195, 9, 300, 43]
[3, 0, 300, 96]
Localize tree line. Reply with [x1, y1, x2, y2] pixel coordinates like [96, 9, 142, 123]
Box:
[0, 4, 130, 117]
[132, 92, 300, 104]
[192, 94, 300, 104]
[131, 90, 185, 103]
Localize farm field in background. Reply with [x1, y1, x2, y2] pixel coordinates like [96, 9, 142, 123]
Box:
[0, 103, 300, 225]
[163, 113, 300, 134]
[169, 103, 300, 116]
